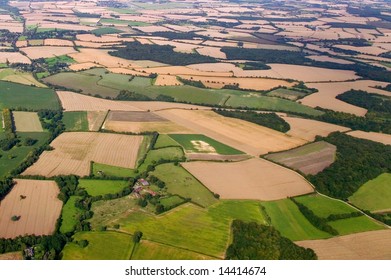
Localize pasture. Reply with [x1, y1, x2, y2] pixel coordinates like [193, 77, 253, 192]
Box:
[261, 199, 331, 241]
[60, 196, 82, 234]
[0, 132, 49, 178]
[169, 134, 244, 155]
[13, 112, 43, 132]
[0, 81, 60, 110]
[62, 231, 134, 260]
[92, 163, 134, 178]
[264, 141, 337, 175]
[131, 240, 217, 260]
[150, 163, 217, 208]
[295, 194, 358, 218]
[23, 132, 144, 177]
[78, 179, 129, 197]
[114, 201, 265, 258]
[154, 134, 181, 149]
[328, 216, 385, 235]
[182, 158, 314, 201]
[62, 111, 88, 131]
[0, 69, 46, 87]
[0, 179, 62, 238]
[349, 173, 391, 212]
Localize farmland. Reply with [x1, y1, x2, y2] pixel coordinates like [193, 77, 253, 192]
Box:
[13, 112, 43, 132]
[78, 179, 129, 197]
[23, 132, 144, 177]
[110, 201, 265, 258]
[150, 163, 217, 208]
[261, 199, 331, 241]
[182, 158, 314, 201]
[169, 134, 244, 155]
[0, 179, 62, 238]
[296, 230, 391, 259]
[0, 81, 60, 110]
[349, 173, 391, 212]
[62, 112, 88, 131]
[62, 231, 134, 260]
[264, 141, 337, 175]
[59, 196, 82, 234]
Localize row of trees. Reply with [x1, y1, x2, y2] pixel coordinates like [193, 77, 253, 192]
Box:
[225, 220, 317, 260]
[0, 108, 18, 151]
[213, 109, 290, 133]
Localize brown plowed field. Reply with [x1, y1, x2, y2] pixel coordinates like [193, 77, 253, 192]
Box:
[265, 141, 337, 175]
[155, 109, 306, 156]
[107, 111, 167, 122]
[0, 179, 62, 238]
[23, 132, 143, 177]
[282, 116, 350, 141]
[296, 230, 391, 259]
[182, 158, 314, 201]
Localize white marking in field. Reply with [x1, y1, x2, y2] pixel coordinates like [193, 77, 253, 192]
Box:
[190, 140, 217, 153]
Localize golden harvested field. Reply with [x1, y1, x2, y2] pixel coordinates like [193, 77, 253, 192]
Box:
[13, 111, 43, 132]
[235, 64, 360, 82]
[0, 52, 31, 64]
[44, 39, 74, 46]
[130, 101, 209, 112]
[76, 34, 122, 43]
[20, 46, 77, 59]
[296, 230, 391, 260]
[301, 80, 391, 116]
[155, 109, 306, 156]
[346, 131, 391, 145]
[155, 75, 183, 86]
[282, 116, 350, 141]
[179, 75, 294, 91]
[334, 45, 388, 56]
[57, 91, 143, 112]
[150, 39, 196, 53]
[0, 252, 23, 260]
[69, 48, 141, 68]
[182, 158, 314, 201]
[107, 68, 151, 77]
[104, 121, 192, 134]
[0, 179, 62, 238]
[69, 62, 101, 71]
[0, 70, 46, 87]
[187, 62, 238, 73]
[74, 41, 121, 48]
[87, 111, 108, 132]
[196, 46, 227, 59]
[23, 132, 144, 177]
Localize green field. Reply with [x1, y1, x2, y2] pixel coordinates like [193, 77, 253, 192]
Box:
[0, 132, 49, 178]
[154, 134, 181, 149]
[137, 147, 184, 173]
[261, 199, 331, 241]
[131, 240, 217, 260]
[60, 196, 82, 234]
[62, 231, 134, 260]
[62, 111, 88, 131]
[151, 163, 217, 207]
[45, 55, 75, 66]
[91, 27, 123, 35]
[0, 81, 60, 110]
[160, 195, 185, 209]
[169, 134, 243, 155]
[92, 162, 134, 178]
[328, 216, 385, 235]
[295, 194, 358, 218]
[116, 200, 265, 258]
[349, 173, 391, 212]
[79, 179, 129, 197]
[267, 88, 308, 101]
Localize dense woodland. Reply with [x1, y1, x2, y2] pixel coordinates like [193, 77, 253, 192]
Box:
[337, 90, 391, 115]
[109, 42, 217, 66]
[213, 109, 290, 133]
[308, 132, 391, 199]
[225, 220, 317, 260]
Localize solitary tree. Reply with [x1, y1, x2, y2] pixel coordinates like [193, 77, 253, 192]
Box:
[133, 231, 143, 243]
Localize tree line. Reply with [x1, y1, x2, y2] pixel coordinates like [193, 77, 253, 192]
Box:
[225, 220, 317, 260]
